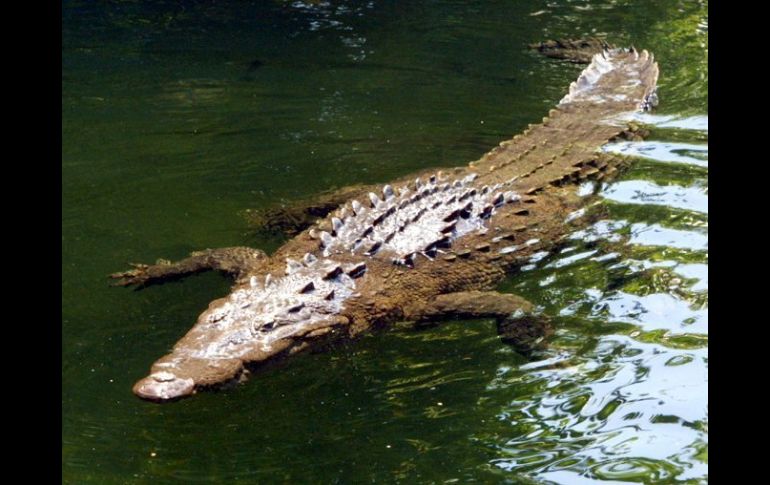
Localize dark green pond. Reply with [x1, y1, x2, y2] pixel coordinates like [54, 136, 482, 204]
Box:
[62, 1, 708, 483]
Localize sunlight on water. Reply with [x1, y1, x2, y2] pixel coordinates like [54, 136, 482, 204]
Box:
[601, 180, 708, 213]
[496, 113, 707, 482]
[63, 1, 708, 482]
[485, 334, 707, 482]
[616, 113, 708, 132]
[628, 223, 708, 251]
[602, 141, 708, 167]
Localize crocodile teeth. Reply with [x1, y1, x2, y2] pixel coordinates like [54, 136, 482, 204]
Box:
[414, 178, 423, 189]
[303, 253, 317, 266]
[382, 185, 395, 199]
[368, 192, 382, 208]
[249, 276, 261, 289]
[429, 174, 436, 184]
[265, 274, 274, 287]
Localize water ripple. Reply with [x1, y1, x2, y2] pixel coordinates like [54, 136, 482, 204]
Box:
[602, 141, 708, 167]
[614, 114, 708, 132]
[628, 223, 708, 251]
[601, 180, 708, 213]
[484, 336, 707, 483]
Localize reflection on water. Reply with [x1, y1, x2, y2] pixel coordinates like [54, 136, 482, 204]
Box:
[561, 289, 707, 333]
[63, 0, 707, 483]
[603, 141, 708, 167]
[627, 222, 707, 251]
[486, 336, 707, 483]
[601, 179, 708, 213]
[494, 115, 707, 482]
[616, 113, 708, 132]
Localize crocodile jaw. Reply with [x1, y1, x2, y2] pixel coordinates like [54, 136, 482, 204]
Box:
[133, 371, 195, 401]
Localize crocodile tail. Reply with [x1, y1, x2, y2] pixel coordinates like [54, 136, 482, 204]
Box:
[558, 47, 659, 112]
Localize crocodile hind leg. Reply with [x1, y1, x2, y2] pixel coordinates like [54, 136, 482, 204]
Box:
[109, 246, 268, 288]
[403, 291, 552, 353]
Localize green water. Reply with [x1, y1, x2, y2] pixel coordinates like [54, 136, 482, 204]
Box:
[62, 1, 708, 483]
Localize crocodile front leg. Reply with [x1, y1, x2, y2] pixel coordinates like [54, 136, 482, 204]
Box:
[110, 246, 268, 288]
[404, 291, 552, 353]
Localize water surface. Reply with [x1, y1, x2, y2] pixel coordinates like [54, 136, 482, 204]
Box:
[63, 1, 708, 482]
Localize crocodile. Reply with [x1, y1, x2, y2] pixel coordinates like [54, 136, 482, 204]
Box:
[111, 40, 659, 402]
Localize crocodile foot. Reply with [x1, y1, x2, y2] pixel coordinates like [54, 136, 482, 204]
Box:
[109, 247, 268, 288]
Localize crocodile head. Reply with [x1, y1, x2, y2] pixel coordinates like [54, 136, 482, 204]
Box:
[132, 261, 359, 401]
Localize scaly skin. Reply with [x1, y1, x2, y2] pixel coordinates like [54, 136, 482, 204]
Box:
[112, 40, 659, 402]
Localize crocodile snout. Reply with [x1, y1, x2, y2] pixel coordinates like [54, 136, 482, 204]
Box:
[133, 371, 195, 401]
